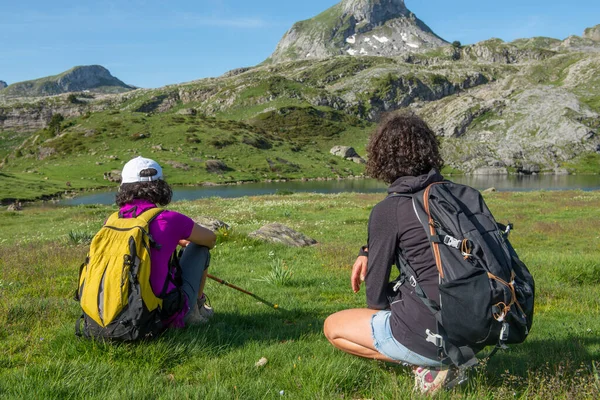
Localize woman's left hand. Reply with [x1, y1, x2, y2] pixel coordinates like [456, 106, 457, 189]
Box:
[351, 255, 368, 293]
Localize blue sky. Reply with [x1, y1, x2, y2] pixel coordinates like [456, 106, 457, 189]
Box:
[1, 0, 599, 89]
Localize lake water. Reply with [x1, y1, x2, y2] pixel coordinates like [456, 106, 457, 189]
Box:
[59, 174, 600, 206]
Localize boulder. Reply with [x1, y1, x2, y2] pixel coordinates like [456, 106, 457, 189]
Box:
[193, 216, 230, 232]
[205, 159, 229, 173]
[471, 167, 508, 175]
[0, 80, 7, 90]
[248, 223, 317, 247]
[103, 170, 122, 182]
[7, 202, 22, 211]
[482, 187, 497, 194]
[165, 160, 190, 170]
[176, 108, 196, 115]
[330, 146, 358, 158]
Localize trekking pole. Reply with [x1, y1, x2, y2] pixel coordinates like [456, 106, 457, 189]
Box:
[207, 274, 280, 309]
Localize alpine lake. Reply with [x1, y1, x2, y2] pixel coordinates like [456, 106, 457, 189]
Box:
[60, 173, 600, 205]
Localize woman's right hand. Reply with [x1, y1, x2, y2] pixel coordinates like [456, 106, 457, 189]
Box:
[351, 255, 368, 293]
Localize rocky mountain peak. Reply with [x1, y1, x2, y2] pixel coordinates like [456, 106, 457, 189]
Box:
[340, 0, 408, 25]
[583, 24, 600, 42]
[267, 0, 446, 64]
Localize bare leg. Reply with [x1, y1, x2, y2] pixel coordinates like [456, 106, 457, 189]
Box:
[324, 308, 396, 362]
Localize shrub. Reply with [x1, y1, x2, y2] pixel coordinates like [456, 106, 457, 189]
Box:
[48, 113, 64, 136]
[67, 230, 94, 245]
[67, 94, 79, 104]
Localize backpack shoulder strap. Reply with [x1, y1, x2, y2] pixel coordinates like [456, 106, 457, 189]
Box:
[104, 211, 122, 226]
[387, 192, 414, 199]
[135, 207, 164, 225]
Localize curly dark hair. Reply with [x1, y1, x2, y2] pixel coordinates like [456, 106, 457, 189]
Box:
[366, 111, 444, 183]
[115, 168, 172, 207]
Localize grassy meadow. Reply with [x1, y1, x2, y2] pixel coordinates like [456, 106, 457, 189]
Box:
[1, 190, 600, 399]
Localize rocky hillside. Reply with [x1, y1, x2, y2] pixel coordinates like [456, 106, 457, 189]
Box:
[267, 0, 446, 63]
[0, 65, 134, 98]
[0, 3, 599, 201]
[0, 81, 7, 90]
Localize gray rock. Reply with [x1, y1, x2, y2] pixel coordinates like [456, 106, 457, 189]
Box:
[472, 167, 508, 175]
[0, 80, 7, 90]
[38, 147, 56, 160]
[554, 168, 569, 175]
[268, 0, 447, 63]
[165, 160, 190, 170]
[330, 145, 358, 158]
[519, 164, 541, 174]
[193, 216, 230, 232]
[176, 108, 196, 115]
[205, 159, 229, 173]
[349, 156, 366, 164]
[7, 202, 22, 211]
[103, 170, 122, 182]
[584, 24, 600, 42]
[248, 223, 317, 247]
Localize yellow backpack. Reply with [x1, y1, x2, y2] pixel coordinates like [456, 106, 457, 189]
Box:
[75, 207, 173, 341]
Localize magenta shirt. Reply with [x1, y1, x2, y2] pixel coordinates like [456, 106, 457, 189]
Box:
[119, 199, 194, 328]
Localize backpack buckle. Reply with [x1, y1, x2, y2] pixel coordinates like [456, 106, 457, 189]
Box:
[500, 322, 510, 342]
[409, 276, 417, 288]
[392, 280, 403, 292]
[443, 235, 461, 249]
[425, 329, 444, 347]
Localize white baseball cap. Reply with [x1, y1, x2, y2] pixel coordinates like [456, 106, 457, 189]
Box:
[121, 156, 163, 184]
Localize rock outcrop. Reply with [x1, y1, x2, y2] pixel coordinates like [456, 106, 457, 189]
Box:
[193, 216, 230, 232]
[0, 80, 7, 90]
[248, 223, 317, 247]
[268, 0, 446, 64]
[583, 24, 600, 42]
[330, 145, 366, 163]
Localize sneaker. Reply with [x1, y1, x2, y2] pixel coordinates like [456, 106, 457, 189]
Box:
[413, 366, 460, 395]
[197, 294, 214, 319]
[185, 303, 209, 326]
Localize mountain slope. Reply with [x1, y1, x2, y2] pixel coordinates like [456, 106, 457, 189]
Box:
[0, 65, 135, 97]
[267, 0, 447, 63]
[1, 14, 600, 201]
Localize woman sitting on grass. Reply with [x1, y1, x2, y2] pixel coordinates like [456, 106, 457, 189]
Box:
[323, 111, 458, 395]
[117, 156, 216, 326]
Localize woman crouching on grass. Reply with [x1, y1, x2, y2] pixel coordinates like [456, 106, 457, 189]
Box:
[117, 156, 216, 326]
[323, 111, 457, 395]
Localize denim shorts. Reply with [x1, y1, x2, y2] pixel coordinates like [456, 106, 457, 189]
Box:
[371, 310, 442, 367]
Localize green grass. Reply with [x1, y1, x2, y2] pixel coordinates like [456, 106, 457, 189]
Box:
[0, 106, 373, 202]
[562, 153, 600, 174]
[1, 190, 600, 398]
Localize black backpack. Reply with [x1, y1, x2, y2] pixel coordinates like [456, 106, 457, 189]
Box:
[390, 181, 535, 368]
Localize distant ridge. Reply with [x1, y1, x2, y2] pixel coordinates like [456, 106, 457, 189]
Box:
[267, 0, 447, 63]
[0, 65, 135, 97]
